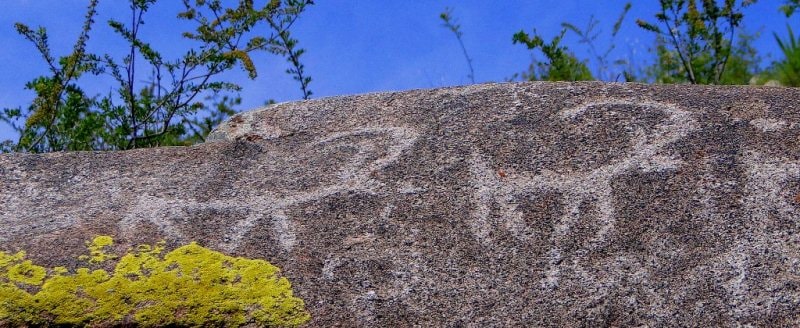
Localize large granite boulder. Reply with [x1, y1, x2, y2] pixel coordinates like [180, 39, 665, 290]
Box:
[2, 81, 800, 326]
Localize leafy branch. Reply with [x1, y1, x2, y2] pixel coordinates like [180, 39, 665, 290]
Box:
[636, 0, 755, 84]
[2, 0, 314, 152]
[512, 28, 594, 82]
[265, 0, 315, 100]
[562, 3, 633, 81]
[440, 7, 475, 84]
[6, 0, 100, 152]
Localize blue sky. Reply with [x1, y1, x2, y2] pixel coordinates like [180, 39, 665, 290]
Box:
[1, 1, 797, 142]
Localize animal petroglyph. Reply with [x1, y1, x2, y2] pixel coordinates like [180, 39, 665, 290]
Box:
[120, 126, 419, 253]
[749, 118, 790, 132]
[469, 98, 699, 288]
[707, 149, 800, 314]
[743, 150, 800, 236]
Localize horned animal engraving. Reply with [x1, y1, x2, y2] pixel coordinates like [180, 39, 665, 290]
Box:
[119, 126, 420, 252]
[469, 98, 700, 288]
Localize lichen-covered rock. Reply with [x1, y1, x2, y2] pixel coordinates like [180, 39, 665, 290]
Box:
[0, 236, 309, 327]
[2, 81, 800, 326]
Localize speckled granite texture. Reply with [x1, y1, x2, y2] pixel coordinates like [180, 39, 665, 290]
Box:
[2, 81, 800, 326]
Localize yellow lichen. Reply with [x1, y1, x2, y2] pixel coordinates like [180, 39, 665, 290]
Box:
[78, 235, 117, 264]
[0, 235, 310, 327]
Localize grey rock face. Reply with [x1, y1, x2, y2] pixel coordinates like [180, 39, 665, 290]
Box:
[2, 81, 800, 326]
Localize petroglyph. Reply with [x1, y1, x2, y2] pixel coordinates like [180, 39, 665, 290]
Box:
[120, 126, 419, 253]
[703, 149, 800, 316]
[743, 150, 800, 233]
[749, 118, 789, 132]
[318, 204, 392, 276]
[469, 98, 699, 288]
[7, 82, 800, 325]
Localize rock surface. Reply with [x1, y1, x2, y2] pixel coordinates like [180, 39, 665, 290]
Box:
[3, 81, 800, 326]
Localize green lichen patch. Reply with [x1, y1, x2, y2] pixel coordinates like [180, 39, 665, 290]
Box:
[0, 236, 310, 327]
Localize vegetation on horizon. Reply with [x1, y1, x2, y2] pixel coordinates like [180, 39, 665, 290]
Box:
[2, 1, 799, 153]
[1, 0, 313, 153]
[444, 0, 799, 87]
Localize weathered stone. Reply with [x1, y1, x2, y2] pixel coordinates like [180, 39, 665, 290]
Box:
[2, 81, 800, 326]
